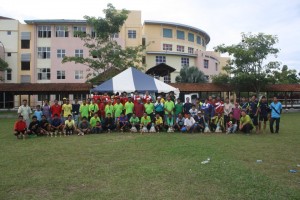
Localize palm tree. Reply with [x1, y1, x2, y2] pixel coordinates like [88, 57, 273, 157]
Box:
[175, 66, 208, 83]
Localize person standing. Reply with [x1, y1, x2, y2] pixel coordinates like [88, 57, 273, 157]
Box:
[249, 95, 259, 133]
[42, 99, 51, 122]
[174, 98, 183, 118]
[72, 98, 80, 126]
[17, 99, 32, 128]
[50, 100, 62, 119]
[79, 99, 89, 120]
[113, 98, 124, 122]
[125, 97, 135, 120]
[154, 97, 164, 119]
[62, 99, 72, 122]
[258, 96, 269, 132]
[164, 96, 175, 121]
[134, 98, 144, 119]
[144, 98, 155, 121]
[223, 97, 234, 131]
[183, 97, 193, 115]
[89, 99, 99, 120]
[269, 96, 282, 133]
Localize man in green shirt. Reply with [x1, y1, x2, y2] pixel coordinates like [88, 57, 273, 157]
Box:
[129, 113, 140, 131]
[239, 110, 254, 133]
[79, 99, 89, 120]
[174, 98, 183, 118]
[90, 113, 102, 133]
[140, 112, 151, 131]
[114, 98, 124, 121]
[144, 98, 154, 121]
[105, 100, 114, 117]
[125, 97, 134, 120]
[89, 99, 99, 120]
[164, 96, 175, 119]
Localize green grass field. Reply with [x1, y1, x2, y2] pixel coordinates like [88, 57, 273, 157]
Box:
[0, 113, 299, 200]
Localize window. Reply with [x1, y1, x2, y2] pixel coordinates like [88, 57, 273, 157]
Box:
[215, 63, 218, 71]
[7, 31, 11, 35]
[91, 28, 96, 38]
[155, 56, 166, 64]
[163, 44, 172, 51]
[56, 26, 69, 37]
[21, 61, 30, 70]
[177, 45, 184, 52]
[164, 74, 171, 83]
[37, 68, 51, 80]
[111, 33, 119, 38]
[21, 75, 31, 83]
[6, 69, 12, 81]
[38, 26, 51, 38]
[197, 36, 201, 45]
[57, 49, 66, 58]
[142, 38, 146, 46]
[7, 53, 11, 57]
[205, 75, 209, 81]
[188, 47, 194, 54]
[181, 57, 189, 67]
[75, 49, 83, 57]
[202, 38, 206, 46]
[204, 59, 209, 68]
[128, 30, 136, 39]
[55, 94, 68, 101]
[57, 70, 66, 79]
[73, 93, 87, 100]
[163, 28, 172, 38]
[75, 70, 83, 79]
[188, 33, 194, 42]
[21, 40, 30, 49]
[73, 26, 86, 37]
[38, 47, 50, 59]
[142, 56, 146, 64]
[177, 30, 185, 40]
[37, 94, 50, 101]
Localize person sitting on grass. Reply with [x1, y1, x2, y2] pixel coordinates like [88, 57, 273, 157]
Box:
[174, 113, 185, 131]
[226, 112, 238, 134]
[164, 113, 174, 132]
[239, 110, 254, 134]
[154, 113, 164, 132]
[64, 114, 76, 136]
[77, 117, 91, 136]
[103, 113, 115, 133]
[210, 113, 224, 132]
[129, 113, 140, 131]
[117, 113, 129, 132]
[194, 111, 205, 133]
[90, 113, 102, 134]
[27, 116, 42, 136]
[140, 112, 151, 132]
[13, 115, 27, 139]
[50, 114, 64, 137]
[39, 115, 50, 136]
[182, 113, 196, 133]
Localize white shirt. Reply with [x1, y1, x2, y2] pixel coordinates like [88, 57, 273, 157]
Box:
[18, 105, 32, 120]
[184, 117, 195, 127]
[189, 108, 198, 116]
[224, 103, 234, 116]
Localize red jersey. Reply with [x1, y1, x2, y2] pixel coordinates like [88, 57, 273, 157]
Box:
[215, 101, 224, 114]
[134, 103, 145, 118]
[14, 120, 27, 131]
[143, 95, 152, 103]
[93, 95, 101, 102]
[120, 97, 128, 105]
[97, 102, 106, 118]
[50, 104, 62, 118]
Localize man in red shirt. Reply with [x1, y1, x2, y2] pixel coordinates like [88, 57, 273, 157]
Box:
[134, 98, 145, 119]
[143, 91, 152, 103]
[14, 115, 27, 139]
[214, 96, 224, 116]
[92, 92, 101, 102]
[120, 92, 129, 105]
[50, 99, 62, 119]
[97, 99, 106, 121]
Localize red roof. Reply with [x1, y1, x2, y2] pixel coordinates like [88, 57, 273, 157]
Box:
[264, 84, 300, 92]
[170, 83, 233, 92]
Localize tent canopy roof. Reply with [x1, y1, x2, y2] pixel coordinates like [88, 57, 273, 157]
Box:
[145, 63, 176, 77]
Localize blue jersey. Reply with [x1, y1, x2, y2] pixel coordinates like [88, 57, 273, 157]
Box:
[249, 100, 258, 115]
[34, 110, 43, 121]
[269, 102, 282, 118]
[259, 102, 269, 116]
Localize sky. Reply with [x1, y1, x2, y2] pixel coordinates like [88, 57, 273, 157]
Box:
[1, 0, 300, 72]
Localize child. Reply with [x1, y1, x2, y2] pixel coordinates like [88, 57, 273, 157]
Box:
[232, 103, 241, 125]
[34, 105, 43, 121]
[64, 114, 76, 136]
[13, 115, 27, 139]
[189, 104, 198, 117]
[227, 112, 238, 134]
[28, 116, 42, 136]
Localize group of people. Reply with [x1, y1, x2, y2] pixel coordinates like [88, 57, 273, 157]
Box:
[13, 91, 283, 139]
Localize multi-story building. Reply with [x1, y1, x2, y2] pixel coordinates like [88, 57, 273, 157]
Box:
[0, 11, 228, 107]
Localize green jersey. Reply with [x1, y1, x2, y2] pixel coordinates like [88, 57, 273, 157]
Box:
[141, 116, 151, 125]
[90, 117, 101, 127]
[125, 102, 134, 115]
[174, 103, 183, 116]
[240, 115, 254, 127]
[105, 104, 114, 117]
[164, 100, 175, 114]
[129, 117, 140, 124]
[113, 103, 124, 118]
[80, 104, 89, 118]
[144, 103, 154, 114]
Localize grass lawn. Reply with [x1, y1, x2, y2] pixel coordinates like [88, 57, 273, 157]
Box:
[0, 113, 299, 200]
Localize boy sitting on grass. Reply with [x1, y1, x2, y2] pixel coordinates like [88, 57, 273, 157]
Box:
[64, 114, 76, 136]
[50, 114, 64, 137]
[39, 115, 50, 136]
[77, 117, 91, 136]
[27, 116, 42, 136]
[13, 115, 27, 139]
[117, 113, 129, 132]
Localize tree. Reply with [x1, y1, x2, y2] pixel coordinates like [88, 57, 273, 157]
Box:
[175, 66, 208, 83]
[214, 32, 280, 95]
[0, 57, 9, 81]
[62, 3, 146, 83]
[270, 65, 300, 84]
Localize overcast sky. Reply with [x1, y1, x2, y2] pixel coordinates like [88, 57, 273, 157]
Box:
[1, 0, 299, 71]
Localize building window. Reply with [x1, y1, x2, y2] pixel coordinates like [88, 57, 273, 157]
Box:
[6, 69, 12, 81]
[188, 33, 194, 42]
[21, 61, 30, 70]
[177, 45, 184, 52]
[155, 56, 166, 65]
[37, 94, 50, 102]
[197, 36, 201, 45]
[75, 49, 83, 57]
[163, 44, 172, 51]
[128, 30, 136, 39]
[38, 47, 50, 59]
[73, 26, 86, 37]
[205, 75, 209, 81]
[38, 26, 51, 38]
[181, 57, 189, 67]
[57, 70, 66, 79]
[57, 49, 66, 58]
[177, 30, 185, 40]
[215, 63, 218, 71]
[111, 33, 119, 38]
[73, 93, 87, 100]
[204, 59, 209, 68]
[7, 53, 11, 57]
[188, 47, 194, 54]
[7, 31, 11, 35]
[37, 68, 51, 80]
[164, 74, 171, 83]
[91, 28, 96, 38]
[56, 26, 69, 37]
[163, 28, 172, 38]
[21, 40, 30, 49]
[202, 38, 206, 46]
[75, 70, 83, 79]
[21, 75, 31, 83]
[142, 38, 146, 46]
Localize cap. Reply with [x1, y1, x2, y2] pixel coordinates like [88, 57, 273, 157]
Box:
[157, 96, 161, 99]
[197, 111, 202, 114]
[63, 97, 67, 100]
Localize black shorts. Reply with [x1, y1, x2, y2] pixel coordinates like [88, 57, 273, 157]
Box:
[250, 115, 258, 126]
[259, 115, 268, 122]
